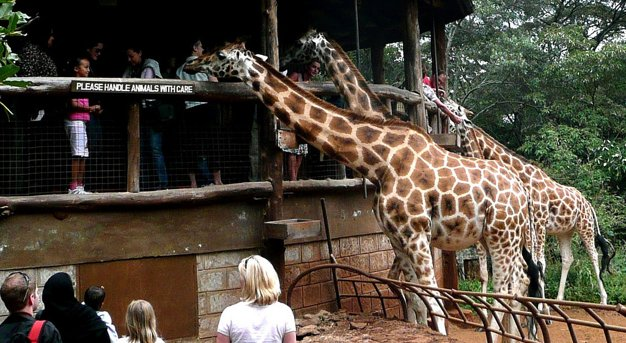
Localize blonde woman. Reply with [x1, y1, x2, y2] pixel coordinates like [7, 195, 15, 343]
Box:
[118, 300, 164, 343]
[217, 255, 296, 343]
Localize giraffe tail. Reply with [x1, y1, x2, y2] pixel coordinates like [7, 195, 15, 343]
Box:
[591, 206, 616, 279]
[522, 247, 541, 299]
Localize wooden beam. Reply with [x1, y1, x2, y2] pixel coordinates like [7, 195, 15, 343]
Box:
[127, 103, 140, 193]
[371, 42, 385, 84]
[403, 0, 426, 128]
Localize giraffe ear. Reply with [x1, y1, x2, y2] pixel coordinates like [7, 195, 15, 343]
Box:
[255, 54, 268, 61]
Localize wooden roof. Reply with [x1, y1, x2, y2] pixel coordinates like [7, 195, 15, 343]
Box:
[17, 0, 473, 63]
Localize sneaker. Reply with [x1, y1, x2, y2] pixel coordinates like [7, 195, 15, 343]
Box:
[68, 186, 92, 195]
[76, 186, 92, 194]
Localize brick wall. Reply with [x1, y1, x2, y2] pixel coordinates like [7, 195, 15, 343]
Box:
[284, 233, 396, 317]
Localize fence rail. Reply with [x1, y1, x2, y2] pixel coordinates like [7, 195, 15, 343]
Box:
[287, 263, 626, 343]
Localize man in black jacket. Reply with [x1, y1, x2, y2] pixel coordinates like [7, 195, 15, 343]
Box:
[0, 272, 62, 342]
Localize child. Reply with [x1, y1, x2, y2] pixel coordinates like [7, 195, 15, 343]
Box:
[84, 285, 118, 343]
[66, 56, 102, 194]
[118, 299, 165, 343]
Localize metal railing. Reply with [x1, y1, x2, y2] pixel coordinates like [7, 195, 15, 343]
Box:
[286, 262, 626, 343]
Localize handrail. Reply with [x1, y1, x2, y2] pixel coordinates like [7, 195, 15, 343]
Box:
[287, 263, 626, 343]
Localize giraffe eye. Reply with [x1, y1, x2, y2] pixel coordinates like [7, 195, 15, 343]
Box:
[217, 51, 226, 60]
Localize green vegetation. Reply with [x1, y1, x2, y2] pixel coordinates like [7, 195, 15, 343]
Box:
[369, 0, 626, 304]
[0, 0, 31, 119]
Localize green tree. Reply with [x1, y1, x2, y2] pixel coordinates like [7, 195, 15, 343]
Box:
[0, 0, 32, 119]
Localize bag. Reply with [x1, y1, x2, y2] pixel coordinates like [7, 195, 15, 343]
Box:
[9, 320, 45, 343]
[28, 320, 45, 343]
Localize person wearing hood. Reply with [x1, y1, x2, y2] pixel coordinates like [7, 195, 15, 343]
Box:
[123, 45, 171, 190]
[37, 272, 109, 343]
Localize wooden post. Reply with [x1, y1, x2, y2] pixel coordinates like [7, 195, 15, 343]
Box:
[433, 17, 458, 290]
[403, 0, 426, 129]
[371, 41, 385, 84]
[127, 103, 140, 193]
[260, 0, 285, 289]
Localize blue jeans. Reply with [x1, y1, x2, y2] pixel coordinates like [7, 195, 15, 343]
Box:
[149, 127, 168, 189]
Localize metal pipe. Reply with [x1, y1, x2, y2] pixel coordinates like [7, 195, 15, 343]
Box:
[321, 198, 341, 310]
[354, 0, 361, 68]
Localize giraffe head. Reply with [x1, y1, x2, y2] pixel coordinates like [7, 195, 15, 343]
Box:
[280, 29, 328, 70]
[185, 41, 256, 80]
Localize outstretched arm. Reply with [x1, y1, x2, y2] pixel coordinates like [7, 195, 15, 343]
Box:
[434, 98, 462, 124]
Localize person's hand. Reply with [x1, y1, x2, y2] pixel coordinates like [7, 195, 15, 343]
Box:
[449, 113, 462, 124]
[443, 108, 462, 124]
[93, 105, 103, 114]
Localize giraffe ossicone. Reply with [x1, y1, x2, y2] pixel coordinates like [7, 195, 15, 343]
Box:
[186, 41, 539, 339]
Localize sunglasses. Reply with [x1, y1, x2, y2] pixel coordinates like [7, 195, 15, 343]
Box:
[244, 256, 255, 268]
[8, 271, 31, 303]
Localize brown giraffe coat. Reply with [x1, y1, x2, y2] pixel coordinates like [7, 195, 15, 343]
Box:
[452, 112, 614, 304]
[281, 30, 544, 296]
[186, 42, 535, 335]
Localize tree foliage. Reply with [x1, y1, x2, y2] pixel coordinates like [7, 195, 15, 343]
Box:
[0, 0, 31, 119]
[446, 0, 626, 241]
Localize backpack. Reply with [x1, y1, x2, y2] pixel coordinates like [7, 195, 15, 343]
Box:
[9, 320, 45, 343]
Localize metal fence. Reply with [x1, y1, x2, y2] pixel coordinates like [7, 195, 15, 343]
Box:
[287, 263, 626, 343]
[0, 97, 347, 196]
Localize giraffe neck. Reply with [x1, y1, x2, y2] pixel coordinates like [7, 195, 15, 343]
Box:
[321, 40, 391, 119]
[248, 56, 416, 181]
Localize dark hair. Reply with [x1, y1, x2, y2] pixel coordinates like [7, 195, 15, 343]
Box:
[73, 54, 90, 68]
[83, 38, 104, 51]
[84, 286, 106, 311]
[24, 18, 55, 48]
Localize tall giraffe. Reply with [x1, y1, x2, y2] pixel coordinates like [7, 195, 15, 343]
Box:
[448, 100, 615, 305]
[280, 30, 497, 319]
[186, 42, 538, 337]
[282, 30, 435, 321]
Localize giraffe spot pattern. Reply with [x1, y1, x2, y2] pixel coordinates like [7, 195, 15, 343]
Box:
[356, 126, 382, 143]
[329, 117, 352, 134]
[391, 147, 414, 177]
[200, 41, 539, 317]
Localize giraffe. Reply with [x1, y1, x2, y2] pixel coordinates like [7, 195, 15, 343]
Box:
[447, 99, 615, 305]
[280, 29, 498, 322]
[282, 29, 431, 321]
[280, 29, 392, 121]
[186, 42, 538, 337]
[281, 32, 545, 335]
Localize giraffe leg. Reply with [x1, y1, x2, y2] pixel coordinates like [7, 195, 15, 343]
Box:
[475, 242, 491, 327]
[556, 233, 574, 302]
[488, 248, 532, 342]
[405, 234, 447, 335]
[389, 253, 427, 324]
[579, 228, 609, 305]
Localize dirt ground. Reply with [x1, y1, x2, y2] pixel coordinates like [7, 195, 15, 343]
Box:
[296, 306, 626, 342]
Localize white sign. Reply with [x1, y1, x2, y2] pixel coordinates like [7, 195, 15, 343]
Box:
[71, 81, 194, 95]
